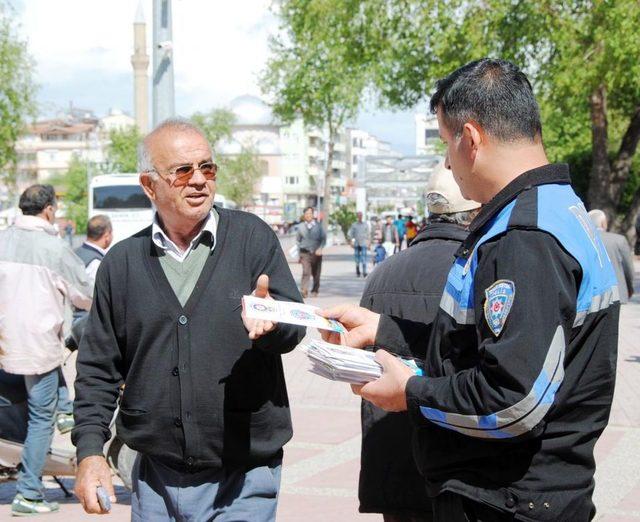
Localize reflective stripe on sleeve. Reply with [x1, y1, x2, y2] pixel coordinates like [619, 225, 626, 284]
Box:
[420, 325, 566, 439]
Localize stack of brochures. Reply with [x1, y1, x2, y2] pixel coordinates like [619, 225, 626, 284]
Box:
[302, 339, 422, 385]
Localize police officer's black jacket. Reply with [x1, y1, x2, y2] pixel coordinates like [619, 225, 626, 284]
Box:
[72, 208, 306, 471]
[376, 164, 620, 521]
[358, 222, 467, 516]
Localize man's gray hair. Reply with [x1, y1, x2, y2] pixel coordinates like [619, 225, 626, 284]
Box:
[428, 211, 476, 226]
[137, 117, 212, 173]
[426, 193, 476, 226]
[588, 209, 608, 230]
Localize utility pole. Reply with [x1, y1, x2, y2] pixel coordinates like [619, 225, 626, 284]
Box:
[152, 0, 175, 126]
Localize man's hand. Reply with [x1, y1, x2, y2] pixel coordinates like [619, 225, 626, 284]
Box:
[317, 304, 380, 348]
[315, 248, 323, 256]
[242, 274, 277, 340]
[352, 350, 414, 411]
[74, 455, 116, 514]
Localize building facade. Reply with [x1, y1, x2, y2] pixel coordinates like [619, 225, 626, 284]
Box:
[415, 113, 440, 155]
[14, 108, 135, 192]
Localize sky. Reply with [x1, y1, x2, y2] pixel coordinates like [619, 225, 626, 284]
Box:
[12, 0, 421, 155]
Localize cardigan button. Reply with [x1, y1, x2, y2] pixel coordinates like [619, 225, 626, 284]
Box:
[186, 456, 194, 466]
[178, 315, 188, 325]
[505, 497, 516, 508]
[174, 417, 183, 427]
[172, 367, 179, 376]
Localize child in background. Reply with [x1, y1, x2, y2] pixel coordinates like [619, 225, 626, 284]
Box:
[373, 239, 387, 266]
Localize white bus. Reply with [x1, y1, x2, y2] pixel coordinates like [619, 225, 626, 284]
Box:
[89, 173, 234, 245]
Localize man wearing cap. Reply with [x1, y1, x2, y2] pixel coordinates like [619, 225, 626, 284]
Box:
[357, 164, 480, 521]
[320, 59, 619, 520]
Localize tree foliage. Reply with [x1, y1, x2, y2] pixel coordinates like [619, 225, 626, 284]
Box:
[191, 108, 262, 208]
[261, 0, 372, 227]
[51, 155, 89, 233]
[0, 3, 37, 189]
[105, 125, 142, 173]
[330, 201, 357, 243]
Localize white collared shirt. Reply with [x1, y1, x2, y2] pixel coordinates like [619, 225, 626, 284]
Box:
[83, 241, 108, 285]
[152, 209, 219, 262]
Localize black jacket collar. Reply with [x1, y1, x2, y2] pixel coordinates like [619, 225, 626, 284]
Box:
[411, 222, 468, 246]
[469, 163, 571, 235]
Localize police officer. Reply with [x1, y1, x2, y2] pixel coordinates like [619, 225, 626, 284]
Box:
[320, 59, 619, 521]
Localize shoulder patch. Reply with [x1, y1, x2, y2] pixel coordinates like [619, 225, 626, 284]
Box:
[484, 279, 515, 337]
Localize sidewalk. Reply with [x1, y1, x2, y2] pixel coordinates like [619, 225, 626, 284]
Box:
[1, 246, 639, 520]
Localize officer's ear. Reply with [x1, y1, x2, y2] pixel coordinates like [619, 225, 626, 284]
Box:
[461, 121, 485, 164]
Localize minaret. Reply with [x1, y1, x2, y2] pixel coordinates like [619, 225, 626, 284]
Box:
[131, 1, 149, 134]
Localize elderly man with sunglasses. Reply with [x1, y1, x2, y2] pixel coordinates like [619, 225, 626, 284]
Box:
[72, 118, 305, 521]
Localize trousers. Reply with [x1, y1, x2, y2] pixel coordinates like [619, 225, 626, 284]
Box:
[16, 368, 59, 500]
[300, 251, 322, 294]
[131, 454, 282, 521]
[354, 246, 368, 275]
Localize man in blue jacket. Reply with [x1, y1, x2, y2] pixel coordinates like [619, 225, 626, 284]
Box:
[321, 59, 619, 521]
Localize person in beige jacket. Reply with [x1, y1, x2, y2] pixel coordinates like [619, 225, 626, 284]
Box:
[0, 184, 92, 516]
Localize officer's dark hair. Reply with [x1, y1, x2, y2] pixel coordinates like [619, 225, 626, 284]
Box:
[303, 206, 315, 213]
[430, 58, 542, 142]
[18, 184, 56, 216]
[86, 214, 112, 240]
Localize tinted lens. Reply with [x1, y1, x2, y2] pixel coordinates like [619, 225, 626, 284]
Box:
[174, 165, 194, 177]
[199, 162, 217, 179]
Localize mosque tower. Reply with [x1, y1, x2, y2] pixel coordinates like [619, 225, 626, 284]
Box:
[131, 1, 149, 134]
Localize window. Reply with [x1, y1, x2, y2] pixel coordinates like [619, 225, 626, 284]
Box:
[93, 185, 151, 209]
[286, 176, 299, 185]
[425, 129, 439, 140]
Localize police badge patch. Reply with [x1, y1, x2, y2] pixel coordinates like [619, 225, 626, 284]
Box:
[484, 280, 515, 337]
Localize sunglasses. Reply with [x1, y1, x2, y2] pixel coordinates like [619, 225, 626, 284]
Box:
[156, 161, 218, 187]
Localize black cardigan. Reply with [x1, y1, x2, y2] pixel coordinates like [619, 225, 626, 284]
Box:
[72, 207, 306, 471]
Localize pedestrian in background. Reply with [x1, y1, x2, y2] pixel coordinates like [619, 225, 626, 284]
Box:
[0, 184, 92, 516]
[72, 119, 305, 520]
[373, 239, 387, 267]
[589, 209, 635, 303]
[348, 211, 370, 278]
[64, 221, 74, 247]
[405, 217, 418, 245]
[75, 215, 113, 286]
[296, 206, 326, 297]
[382, 215, 399, 258]
[393, 214, 406, 252]
[357, 164, 480, 521]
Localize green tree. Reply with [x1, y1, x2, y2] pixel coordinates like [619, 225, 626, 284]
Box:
[217, 148, 262, 207]
[355, 0, 640, 236]
[261, 0, 372, 229]
[330, 201, 357, 243]
[51, 155, 89, 233]
[105, 125, 142, 173]
[191, 108, 262, 208]
[0, 3, 37, 190]
[191, 109, 235, 147]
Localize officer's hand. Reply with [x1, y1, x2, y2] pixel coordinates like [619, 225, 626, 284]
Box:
[74, 455, 116, 514]
[317, 304, 379, 348]
[242, 274, 277, 340]
[352, 350, 414, 411]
